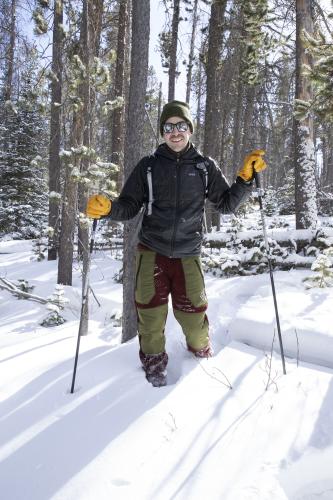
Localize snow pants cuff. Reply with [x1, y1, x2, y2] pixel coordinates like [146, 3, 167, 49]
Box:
[139, 350, 168, 375]
[174, 309, 209, 351]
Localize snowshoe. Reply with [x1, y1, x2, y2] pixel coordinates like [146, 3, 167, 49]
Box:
[146, 371, 167, 387]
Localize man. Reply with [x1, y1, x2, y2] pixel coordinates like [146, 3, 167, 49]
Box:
[86, 100, 266, 387]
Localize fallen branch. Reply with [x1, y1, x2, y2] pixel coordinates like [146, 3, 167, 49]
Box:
[0, 277, 49, 304]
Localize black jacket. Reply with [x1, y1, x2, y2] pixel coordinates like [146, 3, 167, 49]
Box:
[110, 143, 252, 258]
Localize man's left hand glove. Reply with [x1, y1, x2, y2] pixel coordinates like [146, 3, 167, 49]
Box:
[237, 149, 267, 182]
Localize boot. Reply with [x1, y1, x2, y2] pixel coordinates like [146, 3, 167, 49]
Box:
[139, 350, 168, 387]
[188, 343, 213, 358]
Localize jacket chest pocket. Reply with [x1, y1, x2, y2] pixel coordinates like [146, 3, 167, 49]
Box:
[181, 170, 205, 201]
[152, 173, 175, 202]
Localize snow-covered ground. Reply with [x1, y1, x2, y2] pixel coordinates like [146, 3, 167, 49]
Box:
[1, 238, 333, 500]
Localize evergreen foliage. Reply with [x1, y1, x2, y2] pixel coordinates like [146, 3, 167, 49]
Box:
[41, 284, 68, 327]
[0, 53, 48, 239]
[241, 0, 269, 85]
[295, 29, 333, 122]
[303, 248, 333, 289]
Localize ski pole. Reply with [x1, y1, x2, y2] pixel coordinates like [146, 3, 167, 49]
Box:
[254, 170, 287, 375]
[70, 218, 98, 393]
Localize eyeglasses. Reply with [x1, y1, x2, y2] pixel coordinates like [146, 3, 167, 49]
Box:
[163, 121, 189, 134]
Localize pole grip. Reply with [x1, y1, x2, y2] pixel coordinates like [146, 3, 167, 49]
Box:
[254, 170, 260, 189]
[89, 219, 98, 253]
[254, 170, 264, 210]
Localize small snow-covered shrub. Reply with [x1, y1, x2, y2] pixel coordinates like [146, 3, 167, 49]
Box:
[41, 305, 66, 327]
[113, 267, 123, 283]
[41, 285, 69, 327]
[17, 279, 34, 296]
[110, 310, 122, 327]
[303, 248, 333, 289]
[32, 234, 48, 261]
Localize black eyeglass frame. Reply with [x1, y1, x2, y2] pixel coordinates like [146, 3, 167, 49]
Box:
[163, 121, 189, 134]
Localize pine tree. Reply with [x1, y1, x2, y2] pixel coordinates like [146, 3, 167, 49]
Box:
[303, 248, 333, 288]
[294, 0, 318, 230]
[0, 52, 48, 238]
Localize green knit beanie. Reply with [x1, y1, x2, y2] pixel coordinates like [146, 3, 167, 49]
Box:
[159, 100, 194, 136]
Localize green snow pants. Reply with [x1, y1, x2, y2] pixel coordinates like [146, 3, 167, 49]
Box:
[135, 244, 209, 356]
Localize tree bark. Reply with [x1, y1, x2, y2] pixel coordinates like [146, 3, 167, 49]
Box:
[48, 0, 63, 261]
[203, 0, 227, 230]
[57, 113, 83, 286]
[58, 0, 102, 285]
[186, 0, 198, 104]
[111, 0, 129, 191]
[156, 81, 162, 148]
[77, 0, 104, 258]
[168, 0, 180, 101]
[294, 0, 317, 229]
[122, 0, 150, 343]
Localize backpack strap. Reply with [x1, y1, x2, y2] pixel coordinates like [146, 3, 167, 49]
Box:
[195, 159, 210, 198]
[146, 155, 155, 215]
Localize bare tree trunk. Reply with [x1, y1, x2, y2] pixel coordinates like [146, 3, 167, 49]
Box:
[203, 0, 227, 230]
[57, 0, 102, 286]
[231, 75, 244, 172]
[194, 37, 204, 149]
[78, 0, 104, 257]
[168, 0, 180, 101]
[294, 0, 317, 229]
[156, 81, 162, 148]
[241, 85, 256, 160]
[57, 113, 83, 286]
[48, 0, 63, 261]
[111, 0, 129, 192]
[77, 0, 104, 334]
[186, 0, 198, 103]
[122, 0, 150, 343]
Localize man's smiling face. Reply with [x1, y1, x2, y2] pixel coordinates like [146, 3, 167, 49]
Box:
[163, 116, 192, 152]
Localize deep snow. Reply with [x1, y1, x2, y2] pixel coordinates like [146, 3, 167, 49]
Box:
[1, 239, 333, 500]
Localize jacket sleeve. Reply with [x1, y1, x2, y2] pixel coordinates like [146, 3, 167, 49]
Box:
[206, 158, 253, 214]
[109, 157, 148, 221]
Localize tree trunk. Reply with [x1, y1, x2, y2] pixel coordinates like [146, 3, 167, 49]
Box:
[111, 0, 129, 192]
[231, 76, 243, 173]
[294, 0, 317, 229]
[168, 0, 180, 101]
[77, 0, 104, 258]
[241, 85, 256, 161]
[156, 81, 162, 148]
[57, 113, 83, 286]
[203, 0, 227, 230]
[122, 0, 150, 343]
[58, 0, 94, 285]
[48, 0, 63, 261]
[194, 37, 204, 150]
[186, 0, 198, 103]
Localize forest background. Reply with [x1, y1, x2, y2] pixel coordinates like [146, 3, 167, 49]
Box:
[0, 0, 333, 341]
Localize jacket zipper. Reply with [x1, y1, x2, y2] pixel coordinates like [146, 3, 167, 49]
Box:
[170, 155, 181, 257]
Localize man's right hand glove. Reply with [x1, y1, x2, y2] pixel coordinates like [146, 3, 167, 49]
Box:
[86, 194, 112, 219]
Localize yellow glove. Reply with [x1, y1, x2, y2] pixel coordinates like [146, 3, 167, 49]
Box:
[237, 149, 267, 182]
[86, 194, 112, 219]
